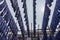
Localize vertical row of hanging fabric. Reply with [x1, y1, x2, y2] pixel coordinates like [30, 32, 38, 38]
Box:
[0, 0, 60, 40]
[0, 0, 18, 40]
[42, 0, 60, 40]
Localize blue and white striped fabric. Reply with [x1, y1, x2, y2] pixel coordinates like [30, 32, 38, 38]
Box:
[0, 0, 18, 40]
[0, 16, 8, 40]
[55, 31, 60, 40]
[48, 0, 60, 40]
[10, 0, 26, 40]
[42, 0, 53, 40]
[22, 0, 30, 37]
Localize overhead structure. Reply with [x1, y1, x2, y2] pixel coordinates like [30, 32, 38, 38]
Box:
[0, 16, 8, 40]
[33, 0, 36, 37]
[42, 0, 53, 40]
[21, 0, 30, 37]
[0, 0, 60, 40]
[0, 0, 18, 40]
[48, 0, 60, 40]
[10, 0, 26, 40]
